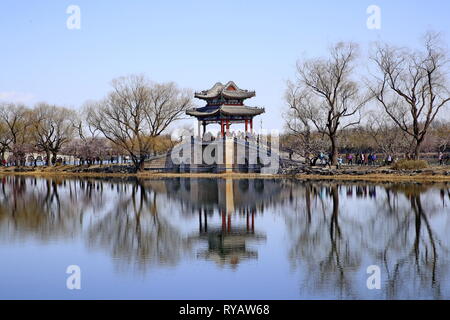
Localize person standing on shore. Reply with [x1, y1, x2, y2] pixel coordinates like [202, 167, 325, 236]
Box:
[347, 153, 353, 165]
[386, 154, 392, 165]
[439, 152, 444, 165]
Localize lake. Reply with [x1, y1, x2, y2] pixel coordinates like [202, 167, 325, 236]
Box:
[0, 175, 449, 299]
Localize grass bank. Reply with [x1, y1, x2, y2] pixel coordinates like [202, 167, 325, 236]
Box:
[0, 165, 450, 183]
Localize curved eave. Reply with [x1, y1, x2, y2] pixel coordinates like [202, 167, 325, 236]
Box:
[194, 95, 217, 100]
[195, 91, 256, 100]
[186, 106, 265, 118]
[221, 106, 264, 116]
[186, 109, 219, 117]
[222, 91, 256, 99]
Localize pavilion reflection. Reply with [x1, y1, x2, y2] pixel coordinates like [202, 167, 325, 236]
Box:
[160, 177, 283, 212]
[194, 220, 265, 268]
[192, 179, 266, 268]
[159, 178, 272, 268]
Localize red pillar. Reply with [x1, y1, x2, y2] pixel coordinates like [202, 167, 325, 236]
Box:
[220, 120, 224, 137]
[226, 120, 230, 135]
[245, 120, 248, 133]
[246, 209, 249, 231]
[251, 209, 255, 232]
[221, 210, 226, 230]
[250, 119, 253, 133]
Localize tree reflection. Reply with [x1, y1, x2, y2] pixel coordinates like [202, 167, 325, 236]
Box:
[0, 176, 192, 273]
[286, 183, 361, 298]
[285, 181, 450, 299]
[0, 176, 82, 240]
[86, 180, 192, 273]
[380, 185, 444, 299]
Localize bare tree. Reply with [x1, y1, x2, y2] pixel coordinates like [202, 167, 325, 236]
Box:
[86, 75, 192, 171]
[428, 120, 450, 152]
[0, 118, 13, 165]
[0, 103, 32, 165]
[31, 103, 76, 165]
[365, 112, 412, 157]
[290, 42, 367, 165]
[73, 108, 100, 143]
[371, 32, 450, 159]
[284, 82, 327, 164]
[66, 110, 113, 165]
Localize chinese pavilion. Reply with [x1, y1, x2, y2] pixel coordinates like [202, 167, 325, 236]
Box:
[186, 81, 265, 137]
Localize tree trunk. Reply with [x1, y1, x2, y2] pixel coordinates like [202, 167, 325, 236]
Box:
[52, 152, 57, 166]
[330, 135, 338, 166]
[330, 185, 340, 241]
[46, 151, 51, 166]
[413, 138, 422, 160]
[131, 156, 144, 172]
[138, 157, 145, 172]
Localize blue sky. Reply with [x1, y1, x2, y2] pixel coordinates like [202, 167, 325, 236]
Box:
[0, 0, 449, 131]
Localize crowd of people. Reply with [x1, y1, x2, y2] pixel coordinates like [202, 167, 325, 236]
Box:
[1, 155, 132, 167]
[317, 152, 393, 167]
[316, 152, 449, 167]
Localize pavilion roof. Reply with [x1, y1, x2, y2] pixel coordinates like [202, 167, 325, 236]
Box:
[186, 105, 264, 118]
[194, 81, 256, 100]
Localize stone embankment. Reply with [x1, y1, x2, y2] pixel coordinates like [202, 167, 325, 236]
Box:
[277, 162, 450, 176]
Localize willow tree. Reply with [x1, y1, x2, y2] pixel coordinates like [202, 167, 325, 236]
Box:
[371, 32, 450, 159]
[86, 75, 192, 171]
[288, 42, 367, 165]
[0, 120, 12, 164]
[284, 82, 328, 165]
[0, 103, 32, 165]
[30, 103, 76, 165]
[365, 113, 412, 157]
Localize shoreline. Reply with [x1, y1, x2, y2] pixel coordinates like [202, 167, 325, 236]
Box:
[1, 166, 450, 183]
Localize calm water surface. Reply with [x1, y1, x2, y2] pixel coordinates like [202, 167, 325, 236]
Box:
[1, 176, 450, 299]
